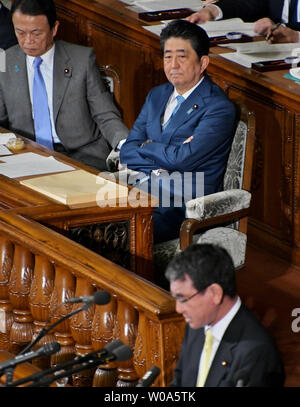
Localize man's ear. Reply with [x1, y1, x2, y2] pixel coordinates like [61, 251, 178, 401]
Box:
[207, 283, 223, 305]
[200, 55, 210, 74]
[52, 20, 60, 39]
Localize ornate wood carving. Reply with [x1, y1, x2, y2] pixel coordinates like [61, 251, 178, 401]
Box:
[68, 222, 130, 269]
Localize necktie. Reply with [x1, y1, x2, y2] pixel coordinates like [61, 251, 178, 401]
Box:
[33, 57, 53, 149]
[197, 328, 214, 387]
[162, 94, 185, 131]
[289, 0, 298, 23]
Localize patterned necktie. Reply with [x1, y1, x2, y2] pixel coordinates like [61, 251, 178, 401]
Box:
[289, 0, 298, 23]
[197, 328, 214, 387]
[162, 94, 185, 131]
[33, 57, 53, 149]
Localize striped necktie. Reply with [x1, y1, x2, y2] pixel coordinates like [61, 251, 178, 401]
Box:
[197, 328, 214, 387]
[33, 57, 53, 149]
[162, 94, 185, 131]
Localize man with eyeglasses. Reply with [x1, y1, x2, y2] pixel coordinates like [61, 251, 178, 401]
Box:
[165, 244, 285, 387]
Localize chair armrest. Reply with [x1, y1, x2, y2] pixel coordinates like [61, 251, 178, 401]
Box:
[181, 190, 251, 250]
[185, 189, 251, 220]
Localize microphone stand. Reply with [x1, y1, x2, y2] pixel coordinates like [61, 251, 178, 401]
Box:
[3, 303, 89, 386]
[6, 345, 108, 387]
[20, 303, 90, 355]
[26, 353, 112, 387]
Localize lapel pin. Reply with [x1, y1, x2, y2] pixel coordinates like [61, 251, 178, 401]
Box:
[221, 361, 228, 366]
[64, 67, 72, 77]
[193, 104, 198, 109]
[14, 65, 19, 72]
[187, 107, 193, 114]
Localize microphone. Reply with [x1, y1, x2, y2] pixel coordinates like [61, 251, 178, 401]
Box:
[234, 370, 249, 387]
[23, 342, 133, 387]
[6, 340, 126, 387]
[65, 290, 111, 305]
[136, 366, 160, 387]
[0, 342, 60, 374]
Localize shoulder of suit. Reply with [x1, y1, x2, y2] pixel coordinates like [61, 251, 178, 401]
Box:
[55, 40, 94, 58]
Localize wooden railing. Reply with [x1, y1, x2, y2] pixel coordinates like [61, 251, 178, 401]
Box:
[0, 211, 184, 387]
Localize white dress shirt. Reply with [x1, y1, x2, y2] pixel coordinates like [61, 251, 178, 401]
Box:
[196, 296, 242, 384]
[26, 44, 60, 143]
[162, 77, 204, 126]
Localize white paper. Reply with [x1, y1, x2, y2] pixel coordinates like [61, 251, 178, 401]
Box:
[0, 133, 16, 145]
[219, 41, 300, 54]
[199, 18, 257, 37]
[221, 51, 296, 68]
[143, 18, 257, 38]
[0, 145, 13, 156]
[0, 153, 75, 178]
[133, 0, 203, 12]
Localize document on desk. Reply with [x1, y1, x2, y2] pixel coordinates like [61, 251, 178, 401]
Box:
[219, 42, 300, 68]
[0, 152, 75, 178]
[199, 18, 257, 38]
[125, 0, 203, 13]
[143, 18, 257, 38]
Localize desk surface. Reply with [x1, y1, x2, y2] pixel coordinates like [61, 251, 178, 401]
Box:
[0, 127, 157, 280]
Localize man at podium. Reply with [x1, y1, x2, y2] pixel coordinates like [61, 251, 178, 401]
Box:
[0, 0, 128, 171]
[188, 0, 300, 43]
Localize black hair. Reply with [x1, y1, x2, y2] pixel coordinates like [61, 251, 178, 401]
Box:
[11, 0, 57, 29]
[165, 244, 237, 298]
[160, 19, 210, 59]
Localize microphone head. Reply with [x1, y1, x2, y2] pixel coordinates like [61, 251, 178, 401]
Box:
[111, 345, 133, 362]
[136, 365, 160, 387]
[233, 369, 249, 386]
[94, 290, 111, 305]
[40, 342, 61, 356]
[104, 340, 124, 353]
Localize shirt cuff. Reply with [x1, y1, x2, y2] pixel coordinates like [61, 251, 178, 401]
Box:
[204, 4, 223, 20]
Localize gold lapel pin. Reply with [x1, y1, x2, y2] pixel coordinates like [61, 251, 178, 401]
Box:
[193, 104, 198, 109]
[221, 361, 228, 366]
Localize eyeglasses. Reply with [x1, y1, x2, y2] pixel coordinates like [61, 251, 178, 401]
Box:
[173, 291, 201, 304]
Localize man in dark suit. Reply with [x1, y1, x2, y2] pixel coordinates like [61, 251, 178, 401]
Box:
[0, 0, 128, 171]
[120, 20, 235, 243]
[165, 244, 285, 387]
[188, 0, 300, 43]
[0, 1, 17, 50]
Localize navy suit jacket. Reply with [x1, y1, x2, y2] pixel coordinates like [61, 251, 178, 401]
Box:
[217, 0, 300, 31]
[171, 304, 285, 387]
[120, 76, 235, 197]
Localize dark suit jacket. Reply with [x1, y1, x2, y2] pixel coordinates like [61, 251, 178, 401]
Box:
[120, 76, 235, 196]
[120, 76, 235, 242]
[171, 304, 285, 387]
[0, 3, 17, 50]
[217, 0, 300, 31]
[0, 41, 128, 170]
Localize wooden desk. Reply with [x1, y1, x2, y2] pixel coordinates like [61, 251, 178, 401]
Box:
[52, 0, 300, 268]
[0, 128, 157, 281]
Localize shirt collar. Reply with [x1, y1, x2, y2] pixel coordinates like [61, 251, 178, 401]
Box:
[205, 296, 242, 342]
[27, 44, 55, 69]
[173, 76, 205, 101]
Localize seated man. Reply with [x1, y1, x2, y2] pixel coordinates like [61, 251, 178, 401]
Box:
[0, 1, 18, 49]
[120, 20, 235, 243]
[165, 243, 285, 387]
[187, 0, 300, 43]
[0, 0, 128, 171]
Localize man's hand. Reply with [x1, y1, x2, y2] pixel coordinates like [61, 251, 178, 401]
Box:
[266, 25, 300, 43]
[186, 6, 218, 23]
[254, 17, 274, 36]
